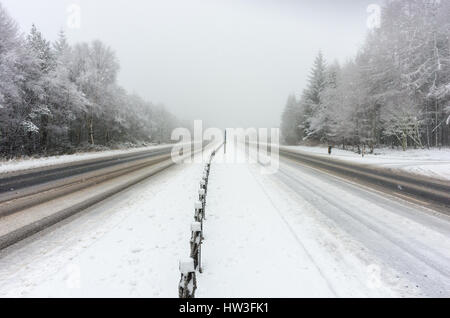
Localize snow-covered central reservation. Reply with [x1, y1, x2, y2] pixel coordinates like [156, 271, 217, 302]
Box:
[0, 143, 449, 297]
[283, 145, 450, 181]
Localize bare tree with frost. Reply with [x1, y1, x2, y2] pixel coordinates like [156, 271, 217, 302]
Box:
[0, 4, 179, 157]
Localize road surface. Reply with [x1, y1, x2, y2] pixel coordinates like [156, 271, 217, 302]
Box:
[199, 147, 450, 297]
[0, 144, 449, 297]
[0, 147, 174, 194]
[0, 160, 205, 297]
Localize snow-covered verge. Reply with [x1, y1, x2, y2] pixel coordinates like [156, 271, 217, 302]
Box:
[283, 145, 450, 181]
[0, 144, 173, 175]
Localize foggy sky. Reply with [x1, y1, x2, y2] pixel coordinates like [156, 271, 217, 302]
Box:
[1, 0, 381, 129]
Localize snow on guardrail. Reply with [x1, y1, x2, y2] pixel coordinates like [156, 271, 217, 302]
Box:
[178, 143, 223, 298]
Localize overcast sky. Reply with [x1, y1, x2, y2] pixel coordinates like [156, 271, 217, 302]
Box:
[1, 0, 381, 128]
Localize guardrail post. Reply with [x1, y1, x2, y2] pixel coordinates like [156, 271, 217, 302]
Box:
[200, 179, 207, 195]
[194, 201, 203, 222]
[179, 258, 197, 298]
[190, 222, 203, 273]
[199, 188, 206, 210]
[203, 173, 208, 186]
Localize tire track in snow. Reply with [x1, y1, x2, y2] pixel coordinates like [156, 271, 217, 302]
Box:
[248, 164, 339, 297]
[273, 162, 450, 297]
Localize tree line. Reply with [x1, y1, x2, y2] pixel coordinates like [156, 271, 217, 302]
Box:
[0, 3, 179, 158]
[281, 0, 450, 151]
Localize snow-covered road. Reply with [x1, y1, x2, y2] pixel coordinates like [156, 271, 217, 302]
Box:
[199, 147, 450, 297]
[275, 160, 450, 296]
[0, 161, 203, 297]
[198, 151, 338, 297]
[0, 144, 449, 298]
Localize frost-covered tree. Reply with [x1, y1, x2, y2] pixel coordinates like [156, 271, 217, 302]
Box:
[0, 5, 42, 155]
[0, 3, 21, 109]
[308, 61, 340, 144]
[69, 41, 120, 145]
[282, 0, 450, 150]
[299, 51, 327, 140]
[26, 24, 58, 151]
[0, 4, 179, 157]
[45, 31, 88, 151]
[280, 94, 300, 144]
